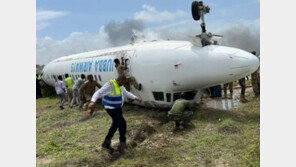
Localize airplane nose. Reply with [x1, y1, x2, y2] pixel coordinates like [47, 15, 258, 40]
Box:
[229, 50, 260, 77]
[250, 54, 260, 72]
[238, 50, 259, 73]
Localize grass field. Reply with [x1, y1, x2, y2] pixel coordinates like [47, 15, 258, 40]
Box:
[36, 93, 260, 167]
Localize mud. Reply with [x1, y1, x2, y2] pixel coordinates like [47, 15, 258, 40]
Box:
[133, 124, 156, 142]
[218, 126, 239, 134]
[201, 87, 253, 111]
[102, 122, 158, 162]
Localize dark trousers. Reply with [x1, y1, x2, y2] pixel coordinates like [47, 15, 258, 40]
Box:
[105, 108, 127, 143]
[239, 78, 246, 95]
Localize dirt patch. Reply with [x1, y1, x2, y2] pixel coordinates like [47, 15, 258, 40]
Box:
[218, 126, 239, 134]
[36, 105, 52, 117]
[133, 124, 157, 142]
[36, 157, 54, 165]
[100, 122, 158, 162]
[52, 122, 72, 129]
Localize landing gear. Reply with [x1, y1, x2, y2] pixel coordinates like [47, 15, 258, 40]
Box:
[191, 1, 222, 47]
[191, 1, 201, 21]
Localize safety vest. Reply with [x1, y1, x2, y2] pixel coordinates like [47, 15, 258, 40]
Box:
[65, 77, 74, 90]
[102, 79, 123, 108]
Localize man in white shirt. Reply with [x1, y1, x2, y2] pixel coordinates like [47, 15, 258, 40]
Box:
[88, 75, 142, 154]
[55, 75, 66, 110]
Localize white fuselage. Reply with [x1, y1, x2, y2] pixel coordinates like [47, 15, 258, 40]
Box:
[42, 40, 259, 108]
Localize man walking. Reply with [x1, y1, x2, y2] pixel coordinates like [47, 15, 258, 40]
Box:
[64, 74, 74, 107]
[88, 75, 142, 154]
[55, 75, 66, 110]
[79, 75, 101, 115]
[70, 74, 86, 108]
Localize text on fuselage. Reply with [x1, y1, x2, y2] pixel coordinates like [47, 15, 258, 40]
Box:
[70, 59, 114, 73]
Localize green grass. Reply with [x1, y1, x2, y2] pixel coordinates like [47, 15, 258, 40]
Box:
[36, 94, 260, 167]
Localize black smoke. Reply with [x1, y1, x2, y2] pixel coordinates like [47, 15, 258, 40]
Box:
[219, 25, 260, 54]
[103, 19, 145, 46]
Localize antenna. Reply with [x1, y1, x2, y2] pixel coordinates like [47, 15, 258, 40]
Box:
[191, 1, 222, 47]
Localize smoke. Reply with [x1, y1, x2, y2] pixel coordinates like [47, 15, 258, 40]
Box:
[103, 19, 144, 46]
[218, 25, 260, 53]
[36, 4, 259, 65]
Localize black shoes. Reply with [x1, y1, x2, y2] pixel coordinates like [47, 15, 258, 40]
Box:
[101, 140, 115, 154]
[59, 106, 64, 110]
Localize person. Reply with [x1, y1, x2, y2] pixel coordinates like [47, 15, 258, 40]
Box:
[88, 75, 142, 154]
[36, 74, 42, 99]
[168, 93, 193, 130]
[79, 75, 101, 115]
[114, 58, 142, 91]
[64, 74, 74, 107]
[55, 75, 66, 110]
[223, 82, 233, 99]
[114, 58, 127, 78]
[239, 77, 248, 103]
[70, 74, 86, 108]
[251, 51, 260, 97]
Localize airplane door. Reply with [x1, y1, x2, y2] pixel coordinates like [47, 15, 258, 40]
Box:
[122, 50, 135, 77]
[122, 50, 142, 100]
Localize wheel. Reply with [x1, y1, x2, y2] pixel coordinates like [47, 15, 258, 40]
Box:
[191, 1, 200, 21]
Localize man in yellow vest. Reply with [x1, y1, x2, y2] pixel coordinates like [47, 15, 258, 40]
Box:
[64, 73, 74, 107]
[88, 75, 142, 154]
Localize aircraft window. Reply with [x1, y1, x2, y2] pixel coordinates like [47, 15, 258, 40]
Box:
[173, 93, 181, 101]
[94, 75, 98, 81]
[173, 91, 197, 101]
[184, 91, 197, 100]
[166, 93, 171, 102]
[152, 92, 164, 101]
[98, 75, 102, 81]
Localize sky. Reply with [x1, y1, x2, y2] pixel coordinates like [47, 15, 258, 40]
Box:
[36, 0, 260, 65]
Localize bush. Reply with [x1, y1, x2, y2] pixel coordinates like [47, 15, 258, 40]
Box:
[41, 82, 56, 97]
